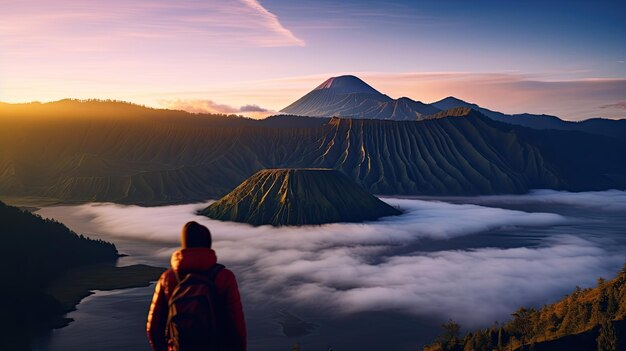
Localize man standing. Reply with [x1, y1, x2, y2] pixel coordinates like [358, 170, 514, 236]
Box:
[147, 221, 246, 351]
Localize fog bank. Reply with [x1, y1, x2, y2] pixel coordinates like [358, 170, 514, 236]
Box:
[38, 193, 625, 326]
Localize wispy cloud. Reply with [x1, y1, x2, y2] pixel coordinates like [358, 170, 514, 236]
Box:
[601, 101, 626, 110]
[0, 0, 304, 50]
[239, 104, 268, 113]
[159, 99, 274, 118]
[239, 0, 305, 47]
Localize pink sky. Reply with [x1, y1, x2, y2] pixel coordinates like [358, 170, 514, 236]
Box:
[1, 0, 625, 120]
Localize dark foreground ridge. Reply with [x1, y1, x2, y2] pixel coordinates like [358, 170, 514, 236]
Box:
[200, 168, 402, 226]
[0, 201, 164, 349]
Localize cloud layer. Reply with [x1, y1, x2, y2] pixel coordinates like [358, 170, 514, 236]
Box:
[38, 193, 626, 326]
[472, 189, 626, 212]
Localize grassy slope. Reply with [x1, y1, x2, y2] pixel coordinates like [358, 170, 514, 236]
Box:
[200, 168, 402, 226]
[1, 100, 625, 206]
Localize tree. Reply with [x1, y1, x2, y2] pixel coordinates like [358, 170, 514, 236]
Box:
[597, 320, 618, 351]
[438, 319, 461, 351]
[473, 329, 493, 351]
[606, 287, 618, 318]
[509, 307, 534, 349]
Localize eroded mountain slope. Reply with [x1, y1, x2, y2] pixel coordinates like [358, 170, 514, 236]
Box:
[1, 101, 625, 205]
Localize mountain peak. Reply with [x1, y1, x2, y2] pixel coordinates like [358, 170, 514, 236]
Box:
[439, 96, 467, 103]
[433, 96, 474, 107]
[313, 75, 383, 95]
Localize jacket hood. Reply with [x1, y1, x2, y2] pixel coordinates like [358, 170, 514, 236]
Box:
[171, 247, 217, 272]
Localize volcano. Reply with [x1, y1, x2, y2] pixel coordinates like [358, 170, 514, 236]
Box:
[280, 75, 438, 120]
[199, 168, 402, 226]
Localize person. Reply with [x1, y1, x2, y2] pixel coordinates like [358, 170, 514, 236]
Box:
[147, 221, 246, 351]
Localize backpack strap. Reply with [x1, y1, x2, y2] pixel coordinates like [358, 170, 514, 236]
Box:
[207, 263, 225, 282]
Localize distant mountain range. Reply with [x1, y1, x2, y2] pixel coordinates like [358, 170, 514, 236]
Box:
[200, 168, 401, 226]
[431, 96, 626, 140]
[1, 99, 625, 205]
[281, 75, 626, 141]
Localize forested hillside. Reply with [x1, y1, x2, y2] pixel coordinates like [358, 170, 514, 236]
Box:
[424, 264, 626, 351]
[0, 201, 118, 343]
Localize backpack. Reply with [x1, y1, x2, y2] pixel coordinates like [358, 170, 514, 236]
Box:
[166, 264, 225, 351]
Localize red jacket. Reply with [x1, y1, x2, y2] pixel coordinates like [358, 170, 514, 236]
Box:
[147, 248, 247, 351]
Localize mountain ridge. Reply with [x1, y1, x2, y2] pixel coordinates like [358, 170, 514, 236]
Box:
[280, 75, 626, 140]
[2, 100, 625, 205]
[430, 96, 626, 141]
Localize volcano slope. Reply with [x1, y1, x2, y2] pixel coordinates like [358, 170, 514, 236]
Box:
[200, 168, 402, 226]
[1, 101, 625, 205]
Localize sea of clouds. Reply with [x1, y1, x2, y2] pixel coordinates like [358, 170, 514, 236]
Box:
[472, 189, 626, 211]
[38, 191, 626, 327]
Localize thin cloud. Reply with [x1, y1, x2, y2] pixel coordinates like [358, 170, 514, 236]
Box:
[159, 99, 274, 118]
[0, 0, 304, 50]
[239, 104, 268, 112]
[239, 0, 305, 47]
[601, 101, 626, 110]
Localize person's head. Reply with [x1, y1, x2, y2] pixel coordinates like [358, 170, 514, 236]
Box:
[181, 221, 212, 249]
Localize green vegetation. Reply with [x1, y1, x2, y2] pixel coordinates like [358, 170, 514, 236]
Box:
[200, 168, 401, 226]
[0, 201, 164, 349]
[423, 264, 626, 351]
[1, 100, 625, 206]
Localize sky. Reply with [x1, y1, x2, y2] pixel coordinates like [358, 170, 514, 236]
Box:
[1, 0, 625, 120]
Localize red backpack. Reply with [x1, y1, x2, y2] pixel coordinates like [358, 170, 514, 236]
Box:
[166, 264, 225, 351]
